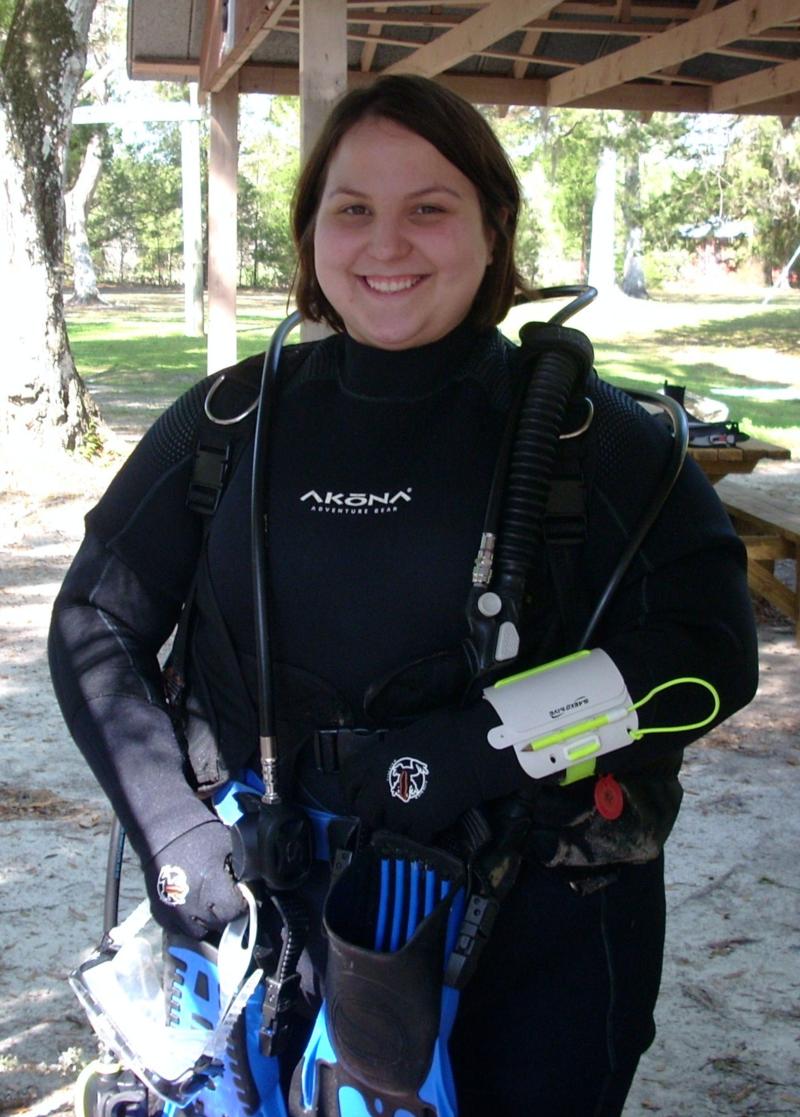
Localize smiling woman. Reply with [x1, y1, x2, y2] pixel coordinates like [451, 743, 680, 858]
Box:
[50, 73, 758, 1117]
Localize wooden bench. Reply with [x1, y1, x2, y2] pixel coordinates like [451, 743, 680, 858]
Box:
[715, 478, 800, 645]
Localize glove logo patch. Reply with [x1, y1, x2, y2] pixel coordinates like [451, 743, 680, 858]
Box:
[387, 756, 429, 804]
[157, 864, 190, 906]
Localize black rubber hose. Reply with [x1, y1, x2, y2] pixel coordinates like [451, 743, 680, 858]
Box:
[103, 815, 125, 935]
[494, 326, 594, 590]
[251, 311, 302, 748]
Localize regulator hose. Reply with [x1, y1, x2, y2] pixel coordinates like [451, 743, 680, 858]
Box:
[465, 291, 597, 681]
[251, 309, 303, 796]
[495, 323, 595, 588]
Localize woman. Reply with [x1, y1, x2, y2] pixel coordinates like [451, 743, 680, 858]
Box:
[50, 75, 758, 1116]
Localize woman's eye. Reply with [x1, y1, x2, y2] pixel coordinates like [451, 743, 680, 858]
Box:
[414, 204, 444, 216]
[342, 204, 369, 216]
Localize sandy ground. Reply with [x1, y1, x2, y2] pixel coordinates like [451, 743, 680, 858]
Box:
[1, 444, 798, 1117]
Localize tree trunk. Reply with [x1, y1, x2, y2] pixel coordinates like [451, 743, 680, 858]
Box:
[588, 146, 617, 295]
[65, 130, 106, 305]
[0, 0, 99, 453]
[622, 226, 649, 299]
[621, 153, 648, 299]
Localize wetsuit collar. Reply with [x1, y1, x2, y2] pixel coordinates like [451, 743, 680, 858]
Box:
[341, 320, 480, 401]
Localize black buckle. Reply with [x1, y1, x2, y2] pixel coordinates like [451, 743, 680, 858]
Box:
[313, 728, 341, 773]
[445, 893, 499, 990]
[187, 441, 231, 516]
[312, 727, 386, 773]
[260, 971, 301, 1056]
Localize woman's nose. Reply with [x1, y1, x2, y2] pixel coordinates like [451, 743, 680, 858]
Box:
[366, 214, 410, 261]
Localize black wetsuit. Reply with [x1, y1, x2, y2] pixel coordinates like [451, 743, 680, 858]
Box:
[49, 324, 758, 1115]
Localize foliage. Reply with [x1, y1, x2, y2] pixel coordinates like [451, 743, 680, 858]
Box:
[641, 115, 800, 283]
[87, 124, 183, 284]
[237, 97, 299, 289]
[0, 0, 15, 52]
[62, 5, 800, 300]
[736, 117, 800, 276]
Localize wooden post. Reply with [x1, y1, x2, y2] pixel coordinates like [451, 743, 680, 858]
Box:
[181, 84, 204, 337]
[208, 77, 239, 372]
[299, 0, 347, 341]
[299, 0, 348, 159]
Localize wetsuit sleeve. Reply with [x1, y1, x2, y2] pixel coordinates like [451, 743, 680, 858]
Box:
[577, 383, 759, 772]
[340, 384, 759, 840]
[48, 380, 214, 864]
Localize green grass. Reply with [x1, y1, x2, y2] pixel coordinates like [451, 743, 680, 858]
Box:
[505, 292, 800, 455]
[67, 288, 800, 457]
[67, 293, 285, 437]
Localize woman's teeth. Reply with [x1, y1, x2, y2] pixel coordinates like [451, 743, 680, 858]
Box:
[364, 276, 422, 293]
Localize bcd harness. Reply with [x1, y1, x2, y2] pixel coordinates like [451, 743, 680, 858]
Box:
[169, 331, 595, 790]
[170, 307, 688, 884]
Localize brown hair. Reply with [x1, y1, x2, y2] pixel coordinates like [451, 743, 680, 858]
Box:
[291, 74, 529, 333]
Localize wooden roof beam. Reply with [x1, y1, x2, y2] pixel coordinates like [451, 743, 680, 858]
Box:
[513, 30, 543, 78]
[383, 0, 562, 78]
[340, 27, 714, 86]
[233, 62, 800, 116]
[360, 3, 387, 72]
[276, 12, 800, 45]
[547, 0, 800, 106]
[129, 59, 199, 81]
[711, 56, 800, 111]
[200, 0, 294, 93]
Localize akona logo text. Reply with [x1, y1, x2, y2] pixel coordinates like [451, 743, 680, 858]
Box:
[300, 489, 413, 514]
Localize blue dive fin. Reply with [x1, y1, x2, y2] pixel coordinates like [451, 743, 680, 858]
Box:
[289, 833, 467, 1117]
[162, 936, 287, 1117]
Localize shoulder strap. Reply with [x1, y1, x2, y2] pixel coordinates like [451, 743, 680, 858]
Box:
[165, 344, 313, 710]
[185, 341, 319, 519]
[539, 379, 595, 653]
[185, 356, 263, 518]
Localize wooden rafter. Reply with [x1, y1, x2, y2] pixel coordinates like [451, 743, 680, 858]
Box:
[384, 0, 563, 78]
[232, 59, 800, 117]
[711, 56, 800, 111]
[331, 26, 716, 86]
[200, 0, 295, 93]
[266, 9, 800, 46]
[128, 0, 800, 118]
[360, 3, 388, 72]
[546, 0, 800, 107]
[514, 29, 543, 79]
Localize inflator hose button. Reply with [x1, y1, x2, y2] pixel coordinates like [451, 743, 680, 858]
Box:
[477, 592, 502, 617]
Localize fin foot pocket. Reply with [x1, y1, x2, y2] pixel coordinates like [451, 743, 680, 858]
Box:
[290, 834, 464, 1116]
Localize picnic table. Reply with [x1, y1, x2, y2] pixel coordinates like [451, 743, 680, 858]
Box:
[691, 435, 798, 644]
[689, 437, 791, 484]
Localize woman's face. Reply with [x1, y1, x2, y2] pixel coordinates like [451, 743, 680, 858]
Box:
[313, 117, 495, 350]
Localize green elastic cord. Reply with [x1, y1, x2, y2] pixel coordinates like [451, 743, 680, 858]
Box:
[557, 677, 720, 788]
[627, 676, 721, 740]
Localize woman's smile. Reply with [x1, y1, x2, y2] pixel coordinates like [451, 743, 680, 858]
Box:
[360, 274, 428, 295]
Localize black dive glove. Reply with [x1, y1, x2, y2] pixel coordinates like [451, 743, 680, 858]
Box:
[338, 704, 521, 845]
[144, 819, 248, 939]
